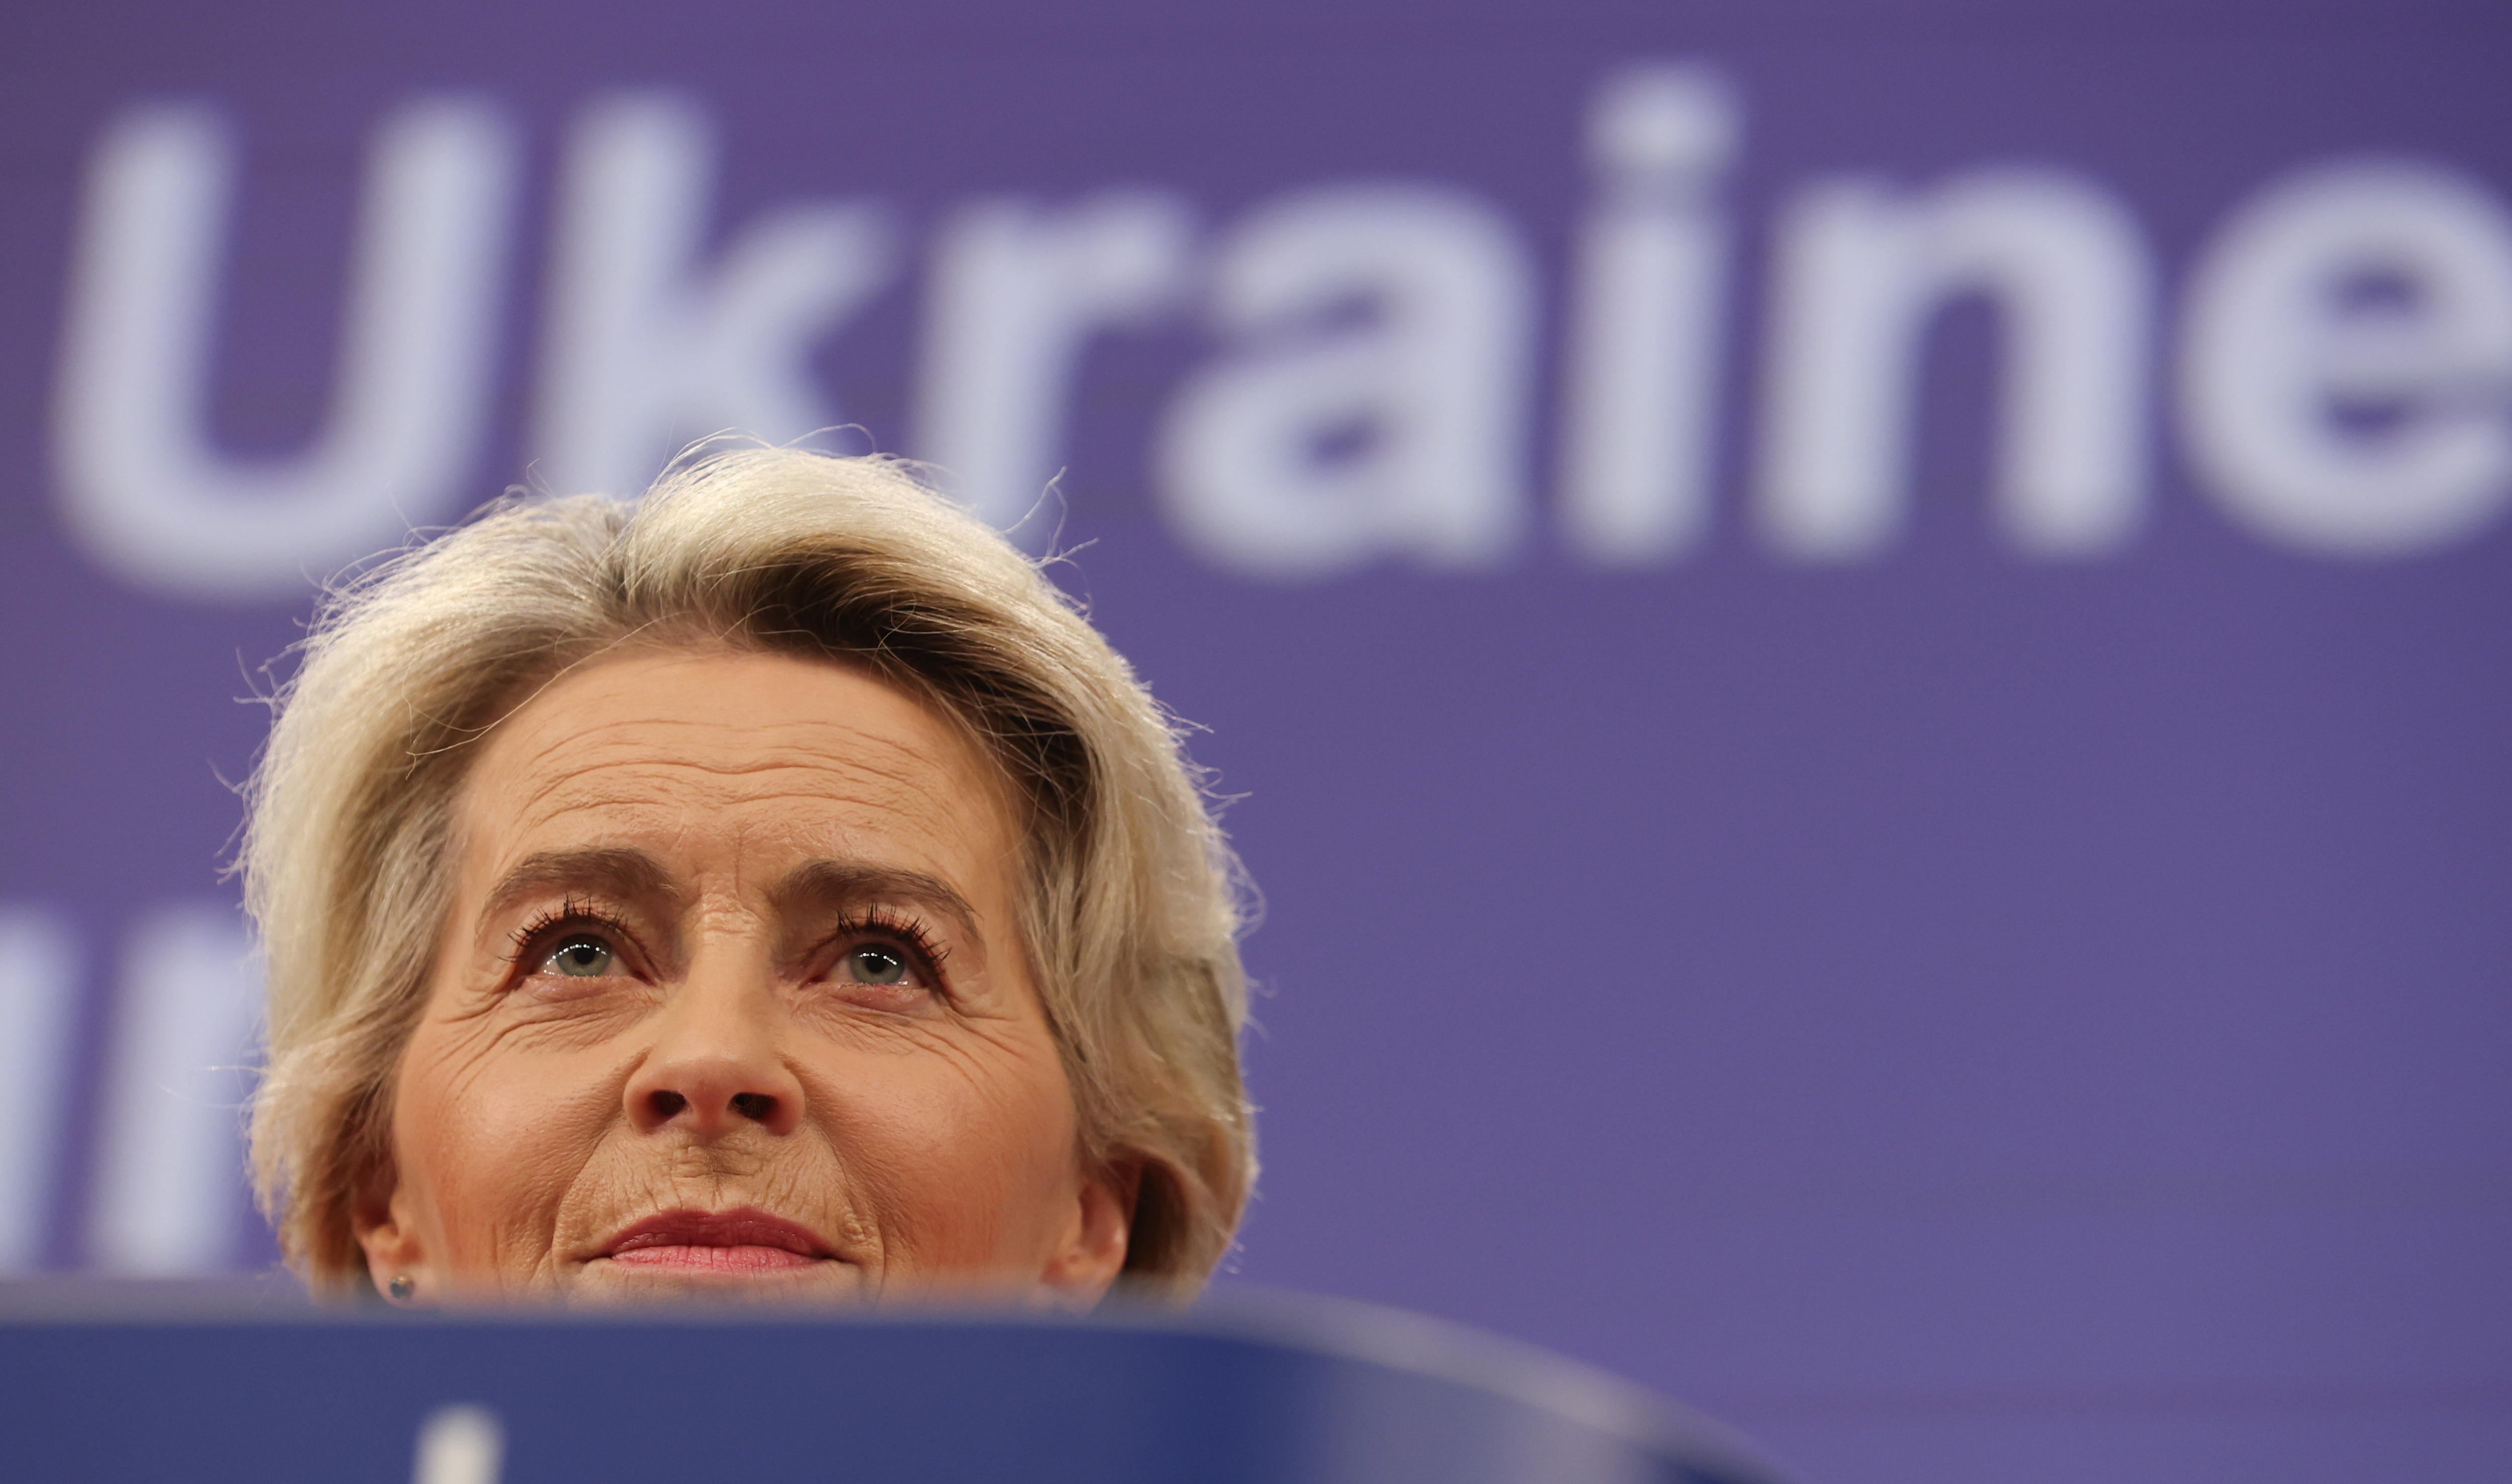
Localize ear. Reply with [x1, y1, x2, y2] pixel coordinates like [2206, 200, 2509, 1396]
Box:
[350, 1154, 433, 1305]
[1036, 1157, 1141, 1307]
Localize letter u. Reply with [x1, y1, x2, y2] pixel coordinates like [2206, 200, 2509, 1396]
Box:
[55, 99, 518, 600]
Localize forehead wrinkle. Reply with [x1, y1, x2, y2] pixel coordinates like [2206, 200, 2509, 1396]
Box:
[498, 722, 975, 810]
[507, 766, 978, 848]
[476, 760, 1006, 907]
[463, 663, 1021, 900]
[505, 705, 948, 764]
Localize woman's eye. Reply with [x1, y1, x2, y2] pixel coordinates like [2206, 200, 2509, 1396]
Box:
[844, 944, 910, 987]
[541, 934, 615, 978]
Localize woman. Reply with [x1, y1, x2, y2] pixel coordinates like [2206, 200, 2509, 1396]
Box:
[243, 448, 1253, 1306]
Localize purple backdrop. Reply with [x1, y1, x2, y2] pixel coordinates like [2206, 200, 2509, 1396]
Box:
[3, 3, 2509, 1481]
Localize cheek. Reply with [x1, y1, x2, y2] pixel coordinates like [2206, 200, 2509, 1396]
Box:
[393, 1018, 620, 1275]
[825, 1039, 1084, 1269]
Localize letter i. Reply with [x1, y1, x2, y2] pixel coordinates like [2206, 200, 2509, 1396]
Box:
[1557, 64, 1740, 564]
[412, 1406, 504, 1484]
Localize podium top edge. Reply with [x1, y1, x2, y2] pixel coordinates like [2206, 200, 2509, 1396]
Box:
[0, 1277, 1790, 1482]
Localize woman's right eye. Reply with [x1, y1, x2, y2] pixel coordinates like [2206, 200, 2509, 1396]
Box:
[540, 933, 616, 978]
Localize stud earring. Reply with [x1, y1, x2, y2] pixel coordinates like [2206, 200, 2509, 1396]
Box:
[387, 1274, 416, 1302]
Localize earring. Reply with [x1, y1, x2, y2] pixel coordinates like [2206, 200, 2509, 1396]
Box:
[387, 1274, 416, 1302]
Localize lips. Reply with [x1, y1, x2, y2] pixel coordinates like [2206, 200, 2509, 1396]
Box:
[601, 1207, 835, 1274]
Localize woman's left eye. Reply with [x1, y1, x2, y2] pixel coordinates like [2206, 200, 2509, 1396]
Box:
[540, 934, 616, 978]
[843, 944, 911, 987]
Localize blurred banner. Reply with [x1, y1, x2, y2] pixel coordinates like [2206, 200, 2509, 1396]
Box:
[0, 1288, 1788, 1484]
[1, 3, 2507, 1481]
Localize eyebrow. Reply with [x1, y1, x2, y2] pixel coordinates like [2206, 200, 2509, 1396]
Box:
[478, 846, 684, 928]
[771, 859, 982, 941]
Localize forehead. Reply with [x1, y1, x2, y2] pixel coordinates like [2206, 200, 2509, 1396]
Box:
[457, 646, 1016, 874]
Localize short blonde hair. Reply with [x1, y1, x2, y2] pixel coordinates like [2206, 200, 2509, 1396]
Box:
[243, 447, 1254, 1295]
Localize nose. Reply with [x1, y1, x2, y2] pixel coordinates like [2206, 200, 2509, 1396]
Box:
[624, 969, 806, 1139]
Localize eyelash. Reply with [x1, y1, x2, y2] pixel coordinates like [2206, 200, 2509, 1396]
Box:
[505, 896, 620, 969]
[501, 898, 951, 989]
[829, 904, 952, 990]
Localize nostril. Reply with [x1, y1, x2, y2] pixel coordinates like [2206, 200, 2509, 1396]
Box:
[649, 1090, 689, 1121]
[729, 1092, 776, 1123]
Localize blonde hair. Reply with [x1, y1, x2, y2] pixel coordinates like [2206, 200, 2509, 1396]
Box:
[243, 448, 1254, 1296]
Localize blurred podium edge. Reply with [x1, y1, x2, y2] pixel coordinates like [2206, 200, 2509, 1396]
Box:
[0, 1275, 1790, 1484]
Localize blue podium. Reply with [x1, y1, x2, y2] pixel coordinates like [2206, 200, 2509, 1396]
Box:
[0, 1286, 1785, 1484]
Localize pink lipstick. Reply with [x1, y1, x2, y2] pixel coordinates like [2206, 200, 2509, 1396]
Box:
[602, 1208, 832, 1273]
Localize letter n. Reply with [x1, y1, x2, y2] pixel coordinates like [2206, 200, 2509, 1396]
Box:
[1754, 168, 2153, 560]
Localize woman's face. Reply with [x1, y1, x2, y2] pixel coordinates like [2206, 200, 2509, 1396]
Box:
[357, 646, 1132, 1305]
